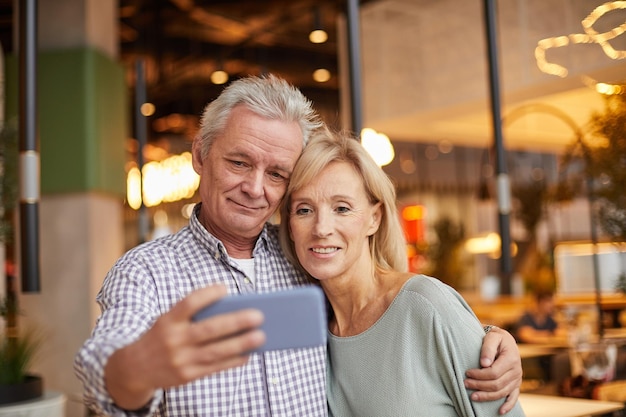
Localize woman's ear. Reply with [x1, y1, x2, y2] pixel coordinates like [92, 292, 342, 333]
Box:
[367, 203, 382, 236]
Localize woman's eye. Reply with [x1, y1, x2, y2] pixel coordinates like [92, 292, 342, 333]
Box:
[336, 206, 350, 214]
[295, 207, 312, 216]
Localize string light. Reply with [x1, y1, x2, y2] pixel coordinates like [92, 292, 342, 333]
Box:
[535, 1, 626, 94]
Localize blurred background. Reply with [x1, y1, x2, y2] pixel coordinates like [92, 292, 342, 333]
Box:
[0, 0, 626, 415]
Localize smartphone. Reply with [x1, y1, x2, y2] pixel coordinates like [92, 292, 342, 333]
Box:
[192, 286, 327, 352]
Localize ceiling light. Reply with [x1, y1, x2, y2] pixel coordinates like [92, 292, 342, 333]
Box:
[313, 68, 331, 83]
[309, 29, 328, 44]
[309, 7, 328, 44]
[140, 102, 155, 117]
[210, 69, 229, 85]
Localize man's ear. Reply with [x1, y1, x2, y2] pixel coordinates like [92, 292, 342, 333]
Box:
[191, 138, 203, 174]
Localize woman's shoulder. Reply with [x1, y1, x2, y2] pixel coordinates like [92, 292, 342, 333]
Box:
[402, 274, 454, 293]
[400, 274, 470, 309]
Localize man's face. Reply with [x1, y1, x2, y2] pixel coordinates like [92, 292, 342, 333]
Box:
[193, 105, 304, 244]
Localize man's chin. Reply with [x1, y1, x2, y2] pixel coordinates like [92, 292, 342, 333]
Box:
[230, 213, 271, 232]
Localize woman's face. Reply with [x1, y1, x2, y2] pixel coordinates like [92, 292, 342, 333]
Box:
[288, 161, 381, 283]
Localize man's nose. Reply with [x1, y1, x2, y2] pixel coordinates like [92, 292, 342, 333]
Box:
[241, 170, 265, 198]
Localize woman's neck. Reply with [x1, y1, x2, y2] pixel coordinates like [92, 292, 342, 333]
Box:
[324, 270, 412, 337]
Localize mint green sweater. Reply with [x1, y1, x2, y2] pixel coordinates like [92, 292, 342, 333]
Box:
[327, 275, 526, 417]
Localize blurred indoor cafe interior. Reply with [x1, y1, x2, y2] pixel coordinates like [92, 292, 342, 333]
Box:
[1, 0, 626, 416]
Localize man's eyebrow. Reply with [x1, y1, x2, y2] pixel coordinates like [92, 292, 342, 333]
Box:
[222, 149, 248, 159]
[271, 163, 293, 175]
[223, 149, 293, 173]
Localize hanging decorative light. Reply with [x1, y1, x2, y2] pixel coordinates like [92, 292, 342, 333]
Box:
[312, 68, 331, 82]
[210, 69, 229, 85]
[360, 128, 395, 167]
[535, 1, 626, 94]
[309, 7, 328, 44]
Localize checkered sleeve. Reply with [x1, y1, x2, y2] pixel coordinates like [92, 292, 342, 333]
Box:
[74, 249, 166, 416]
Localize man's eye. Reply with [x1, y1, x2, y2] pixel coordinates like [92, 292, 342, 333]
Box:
[269, 171, 287, 181]
[230, 160, 246, 168]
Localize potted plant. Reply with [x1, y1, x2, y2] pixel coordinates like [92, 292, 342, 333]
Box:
[423, 216, 468, 290]
[555, 93, 626, 335]
[0, 287, 43, 404]
[556, 93, 626, 281]
[0, 119, 43, 405]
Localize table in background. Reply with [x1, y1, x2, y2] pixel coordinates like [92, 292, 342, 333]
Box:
[604, 328, 626, 341]
[556, 293, 626, 328]
[520, 393, 624, 417]
[518, 343, 568, 359]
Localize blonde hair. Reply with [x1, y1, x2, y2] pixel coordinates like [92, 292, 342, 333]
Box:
[279, 129, 408, 277]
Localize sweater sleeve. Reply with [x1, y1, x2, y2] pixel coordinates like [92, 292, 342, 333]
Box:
[405, 276, 527, 417]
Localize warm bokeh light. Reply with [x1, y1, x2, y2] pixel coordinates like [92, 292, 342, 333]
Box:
[312, 68, 331, 82]
[595, 82, 624, 95]
[360, 128, 395, 167]
[140, 102, 155, 116]
[438, 140, 453, 154]
[181, 203, 196, 219]
[465, 232, 501, 254]
[465, 232, 518, 259]
[126, 152, 200, 209]
[127, 167, 142, 210]
[402, 205, 425, 221]
[401, 204, 426, 244]
[210, 69, 229, 85]
[309, 29, 328, 43]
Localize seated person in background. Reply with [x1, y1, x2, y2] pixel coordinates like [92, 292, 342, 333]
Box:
[279, 129, 525, 416]
[516, 290, 567, 344]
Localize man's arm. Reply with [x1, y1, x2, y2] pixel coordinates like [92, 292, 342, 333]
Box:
[464, 326, 523, 416]
[104, 285, 266, 410]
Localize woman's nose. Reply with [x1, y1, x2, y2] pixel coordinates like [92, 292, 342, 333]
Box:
[313, 211, 333, 237]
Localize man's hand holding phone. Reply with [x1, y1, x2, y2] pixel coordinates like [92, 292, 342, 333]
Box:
[104, 285, 266, 411]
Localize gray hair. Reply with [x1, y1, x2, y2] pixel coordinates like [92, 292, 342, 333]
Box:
[195, 74, 324, 159]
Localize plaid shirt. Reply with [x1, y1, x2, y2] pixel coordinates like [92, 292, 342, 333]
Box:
[74, 204, 328, 416]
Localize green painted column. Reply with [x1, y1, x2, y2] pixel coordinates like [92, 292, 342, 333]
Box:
[6, 48, 127, 195]
[3, 1, 127, 416]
